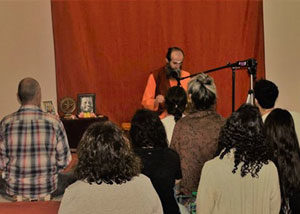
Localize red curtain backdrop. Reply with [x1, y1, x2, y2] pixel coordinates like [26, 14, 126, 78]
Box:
[51, 0, 265, 125]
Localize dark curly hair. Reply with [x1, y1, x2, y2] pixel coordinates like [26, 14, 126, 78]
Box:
[264, 109, 300, 210]
[188, 73, 216, 111]
[254, 79, 279, 109]
[75, 121, 141, 184]
[216, 104, 272, 177]
[130, 109, 168, 149]
[165, 86, 187, 122]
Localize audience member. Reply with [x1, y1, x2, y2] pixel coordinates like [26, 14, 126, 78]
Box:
[59, 121, 163, 214]
[142, 47, 190, 117]
[161, 86, 187, 145]
[254, 79, 279, 121]
[264, 108, 300, 213]
[254, 79, 300, 145]
[196, 104, 281, 214]
[170, 73, 224, 196]
[0, 77, 72, 201]
[130, 109, 185, 214]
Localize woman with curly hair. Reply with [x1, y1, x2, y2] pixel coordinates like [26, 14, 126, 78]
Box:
[161, 86, 187, 145]
[130, 109, 184, 214]
[264, 109, 300, 213]
[196, 104, 281, 214]
[59, 121, 163, 214]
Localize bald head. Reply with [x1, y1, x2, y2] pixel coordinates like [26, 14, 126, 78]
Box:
[17, 78, 41, 105]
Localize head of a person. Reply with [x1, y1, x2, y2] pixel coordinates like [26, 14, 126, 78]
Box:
[130, 109, 168, 149]
[264, 108, 300, 200]
[187, 73, 216, 111]
[81, 97, 93, 112]
[254, 79, 279, 110]
[165, 86, 187, 122]
[165, 47, 184, 77]
[75, 121, 141, 184]
[216, 104, 271, 177]
[17, 77, 41, 106]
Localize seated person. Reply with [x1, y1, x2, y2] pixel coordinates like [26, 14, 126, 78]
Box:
[253, 79, 279, 121]
[130, 109, 183, 214]
[254, 79, 300, 143]
[161, 86, 187, 145]
[264, 109, 300, 213]
[170, 73, 224, 196]
[59, 121, 163, 214]
[196, 104, 281, 214]
[0, 77, 72, 202]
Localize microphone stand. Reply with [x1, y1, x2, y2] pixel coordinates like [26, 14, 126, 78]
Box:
[179, 61, 256, 112]
[246, 62, 257, 105]
[174, 76, 181, 87]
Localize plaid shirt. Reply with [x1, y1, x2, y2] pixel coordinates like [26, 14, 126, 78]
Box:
[0, 105, 71, 198]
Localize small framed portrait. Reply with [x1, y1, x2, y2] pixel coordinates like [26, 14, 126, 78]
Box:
[43, 100, 56, 115]
[77, 93, 96, 114]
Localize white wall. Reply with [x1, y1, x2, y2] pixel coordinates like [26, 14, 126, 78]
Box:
[263, 0, 300, 112]
[0, 0, 57, 119]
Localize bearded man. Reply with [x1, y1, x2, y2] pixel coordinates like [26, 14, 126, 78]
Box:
[141, 47, 190, 118]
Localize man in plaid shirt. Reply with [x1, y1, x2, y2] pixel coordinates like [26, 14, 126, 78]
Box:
[0, 78, 72, 201]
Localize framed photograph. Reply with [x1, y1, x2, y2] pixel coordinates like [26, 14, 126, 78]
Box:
[77, 93, 96, 114]
[43, 100, 56, 115]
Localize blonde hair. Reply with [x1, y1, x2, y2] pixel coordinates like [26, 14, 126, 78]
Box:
[187, 73, 217, 110]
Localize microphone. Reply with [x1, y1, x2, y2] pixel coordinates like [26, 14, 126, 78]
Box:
[234, 58, 257, 68]
[170, 71, 179, 80]
[170, 71, 181, 86]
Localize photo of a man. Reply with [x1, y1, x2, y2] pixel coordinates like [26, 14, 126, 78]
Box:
[78, 94, 96, 114]
[80, 97, 93, 113]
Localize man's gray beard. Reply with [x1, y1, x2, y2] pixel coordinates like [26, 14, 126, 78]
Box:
[166, 63, 181, 79]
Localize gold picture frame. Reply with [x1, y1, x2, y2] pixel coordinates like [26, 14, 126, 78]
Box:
[43, 100, 56, 115]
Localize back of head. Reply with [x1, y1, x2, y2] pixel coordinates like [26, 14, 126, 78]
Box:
[264, 108, 300, 199]
[264, 108, 298, 151]
[130, 109, 168, 149]
[166, 47, 184, 61]
[18, 77, 41, 105]
[188, 73, 216, 111]
[165, 86, 187, 122]
[254, 79, 279, 109]
[75, 121, 140, 184]
[217, 104, 270, 177]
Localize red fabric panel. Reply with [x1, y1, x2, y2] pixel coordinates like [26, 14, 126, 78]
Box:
[0, 201, 60, 214]
[51, 0, 265, 124]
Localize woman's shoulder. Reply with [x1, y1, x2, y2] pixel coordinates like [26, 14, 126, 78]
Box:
[203, 155, 223, 168]
[133, 173, 154, 182]
[131, 174, 156, 187]
[209, 111, 225, 122]
[257, 160, 279, 177]
[64, 180, 91, 194]
[264, 160, 277, 169]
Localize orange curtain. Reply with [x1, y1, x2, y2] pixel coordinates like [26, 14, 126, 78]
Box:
[51, 0, 265, 124]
